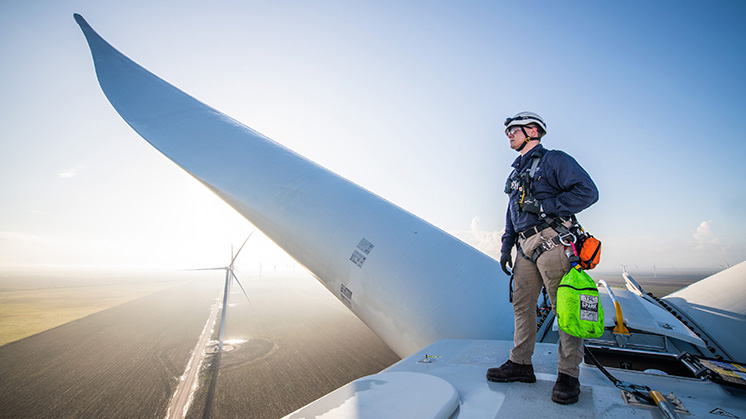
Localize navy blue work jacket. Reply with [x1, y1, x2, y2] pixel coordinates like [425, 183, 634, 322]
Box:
[501, 144, 598, 254]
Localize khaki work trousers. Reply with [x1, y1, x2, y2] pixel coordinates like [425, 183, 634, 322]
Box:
[509, 224, 584, 378]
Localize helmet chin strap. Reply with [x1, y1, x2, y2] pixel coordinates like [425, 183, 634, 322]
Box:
[516, 126, 537, 152]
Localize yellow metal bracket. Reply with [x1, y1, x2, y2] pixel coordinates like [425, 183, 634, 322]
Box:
[613, 301, 630, 335]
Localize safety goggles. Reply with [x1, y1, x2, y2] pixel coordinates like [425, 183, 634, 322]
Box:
[506, 126, 524, 136]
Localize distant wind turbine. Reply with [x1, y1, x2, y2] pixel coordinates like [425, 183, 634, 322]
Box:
[197, 231, 256, 352]
[185, 232, 256, 418]
[722, 256, 731, 269]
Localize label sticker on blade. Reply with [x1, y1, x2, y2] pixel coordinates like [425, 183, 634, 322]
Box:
[356, 238, 374, 255]
[350, 250, 366, 268]
[340, 283, 353, 306]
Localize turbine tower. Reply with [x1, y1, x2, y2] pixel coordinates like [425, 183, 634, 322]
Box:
[200, 232, 255, 352]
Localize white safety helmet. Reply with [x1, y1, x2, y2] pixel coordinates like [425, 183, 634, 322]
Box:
[504, 111, 547, 136]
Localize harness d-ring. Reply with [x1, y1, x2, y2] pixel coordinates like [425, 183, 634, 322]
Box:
[559, 232, 576, 246]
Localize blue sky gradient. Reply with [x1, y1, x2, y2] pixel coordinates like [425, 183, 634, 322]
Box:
[1, 1, 744, 272]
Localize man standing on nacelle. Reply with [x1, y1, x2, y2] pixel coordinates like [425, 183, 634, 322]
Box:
[488, 111, 599, 405]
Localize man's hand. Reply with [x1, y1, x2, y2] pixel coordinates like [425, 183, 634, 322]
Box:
[500, 251, 513, 275]
[521, 196, 542, 214]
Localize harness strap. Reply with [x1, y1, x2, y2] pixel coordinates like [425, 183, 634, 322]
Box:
[528, 154, 541, 179]
[517, 216, 576, 262]
[518, 235, 564, 263]
[519, 217, 571, 240]
[506, 148, 546, 197]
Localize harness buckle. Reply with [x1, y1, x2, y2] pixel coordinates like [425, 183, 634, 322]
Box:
[540, 236, 559, 252]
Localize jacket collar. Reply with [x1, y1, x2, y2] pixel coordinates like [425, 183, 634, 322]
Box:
[511, 143, 545, 170]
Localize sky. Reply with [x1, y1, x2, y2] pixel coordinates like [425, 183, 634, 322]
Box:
[1, 0, 745, 275]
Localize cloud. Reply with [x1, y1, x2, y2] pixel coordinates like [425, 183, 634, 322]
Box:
[693, 220, 720, 248]
[450, 216, 503, 260]
[58, 165, 85, 178]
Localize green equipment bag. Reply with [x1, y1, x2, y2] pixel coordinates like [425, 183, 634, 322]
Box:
[556, 266, 604, 338]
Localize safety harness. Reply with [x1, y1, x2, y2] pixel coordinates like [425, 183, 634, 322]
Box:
[506, 149, 575, 263]
[507, 150, 599, 267]
[516, 216, 577, 263]
[505, 149, 545, 207]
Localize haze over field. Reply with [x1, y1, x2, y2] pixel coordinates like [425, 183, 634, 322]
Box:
[0, 270, 400, 418]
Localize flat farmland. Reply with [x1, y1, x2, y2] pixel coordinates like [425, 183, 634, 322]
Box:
[0, 270, 401, 419]
[0, 279, 185, 347]
[0, 280, 217, 418]
[187, 272, 401, 418]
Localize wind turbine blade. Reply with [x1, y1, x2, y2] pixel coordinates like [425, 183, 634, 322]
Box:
[75, 15, 514, 358]
[231, 229, 256, 265]
[186, 267, 228, 271]
[231, 271, 254, 312]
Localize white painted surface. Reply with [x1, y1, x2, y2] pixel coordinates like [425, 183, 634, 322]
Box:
[664, 261, 746, 362]
[284, 372, 459, 419]
[319, 339, 746, 418]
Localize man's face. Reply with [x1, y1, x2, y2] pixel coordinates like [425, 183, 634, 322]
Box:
[506, 125, 536, 151]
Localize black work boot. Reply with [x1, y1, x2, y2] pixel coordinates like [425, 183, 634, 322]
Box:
[552, 373, 580, 404]
[486, 360, 536, 383]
